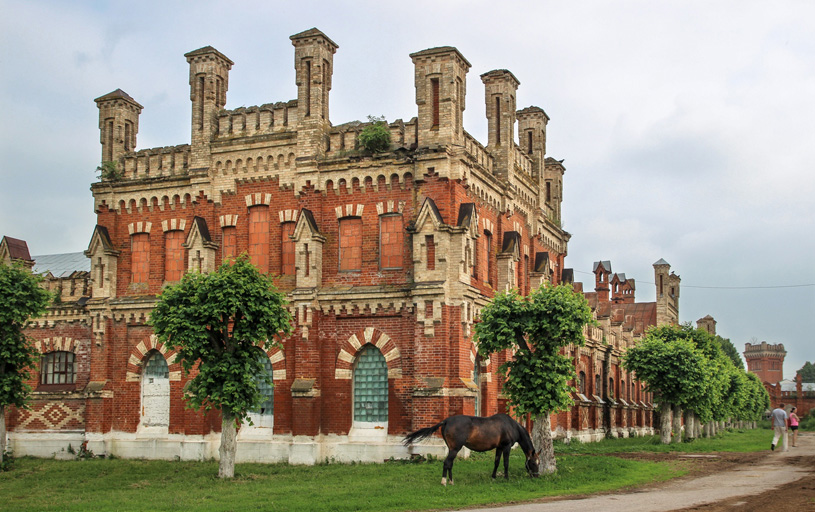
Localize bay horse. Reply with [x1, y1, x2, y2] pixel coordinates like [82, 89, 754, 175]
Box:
[403, 413, 540, 485]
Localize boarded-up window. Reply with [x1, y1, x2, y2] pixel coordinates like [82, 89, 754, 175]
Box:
[164, 230, 185, 282]
[249, 206, 270, 273]
[379, 215, 403, 269]
[222, 226, 237, 261]
[339, 217, 362, 272]
[131, 233, 150, 283]
[281, 222, 296, 275]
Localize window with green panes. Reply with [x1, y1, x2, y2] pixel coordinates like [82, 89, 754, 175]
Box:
[254, 353, 274, 415]
[144, 351, 169, 378]
[353, 345, 388, 423]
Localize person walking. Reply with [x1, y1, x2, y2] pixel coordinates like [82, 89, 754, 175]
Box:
[771, 403, 788, 452]
[789, 406, 800, 447]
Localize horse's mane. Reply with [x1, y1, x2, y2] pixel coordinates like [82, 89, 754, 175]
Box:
[514, 419, 535, 455]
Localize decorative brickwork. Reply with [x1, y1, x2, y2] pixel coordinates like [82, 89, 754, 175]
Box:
[4, 28, 663, 463]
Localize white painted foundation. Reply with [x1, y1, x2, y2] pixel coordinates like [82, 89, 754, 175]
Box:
[8, 427, 655, 464]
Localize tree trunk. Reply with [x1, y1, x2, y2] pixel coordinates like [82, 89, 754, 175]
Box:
[672, 404, 682, 444]
[218, 410, 237, 479]
[659, 403, 672, 444]
[1, 406, 5, 467]
[694, 415, 702, 438]
[532, 413, 556, 475]
[683, 409, 694, 441]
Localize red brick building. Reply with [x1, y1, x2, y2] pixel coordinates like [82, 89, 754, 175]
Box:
[3, 29, 663, 462]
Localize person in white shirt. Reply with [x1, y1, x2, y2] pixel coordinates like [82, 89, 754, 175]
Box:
[770, 403, 788, 452]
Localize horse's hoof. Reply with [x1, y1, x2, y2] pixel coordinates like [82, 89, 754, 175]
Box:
[441, 477, 447, 486]
[449, 480, 454, 486]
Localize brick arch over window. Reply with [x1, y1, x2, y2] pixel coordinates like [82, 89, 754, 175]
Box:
[33, 337, 81, 355]
[468, 341, 491, 381]
[258, 345, 287, 382]
[125, 334, 182, 382]
[335, 327, 402, 380]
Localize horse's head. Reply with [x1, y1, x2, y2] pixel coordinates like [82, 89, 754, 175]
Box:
[525, 450, 541, 477]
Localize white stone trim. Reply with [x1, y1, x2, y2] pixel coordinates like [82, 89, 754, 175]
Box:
[245, 193, 272, 207]
[279, 209, 299, 223]
[128, 221, 153, 235]
[375, 201, 405, 215]
[335, 204, 364, 218]
[161, 218, 187, 232]
[219, 214, 239, 227]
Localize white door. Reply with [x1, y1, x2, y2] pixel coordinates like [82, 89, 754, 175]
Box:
[141, 351, 170, 428]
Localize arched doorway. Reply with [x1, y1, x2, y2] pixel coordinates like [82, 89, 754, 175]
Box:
[140, 351, 169, 429]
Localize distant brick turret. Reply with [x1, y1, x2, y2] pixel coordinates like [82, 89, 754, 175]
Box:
[744, 341, 786, 385]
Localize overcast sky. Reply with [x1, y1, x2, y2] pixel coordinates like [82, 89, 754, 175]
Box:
[1, 1, 813, 379]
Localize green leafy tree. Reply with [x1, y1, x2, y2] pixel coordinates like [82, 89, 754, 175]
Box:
[358, 115, 391, 153]
[0, 262, 52, 466]
[797, 361, 815, 382]
[715, 335, 744, 369]
[475, 284, 592, 474]
[744, 372, 770, 422]
[623, 325, 709, 444]
[150, 256, 293, 478]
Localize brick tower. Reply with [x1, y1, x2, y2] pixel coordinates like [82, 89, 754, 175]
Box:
[744, 341, 786, 385]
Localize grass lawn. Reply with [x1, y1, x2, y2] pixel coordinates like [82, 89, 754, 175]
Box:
[0, 429, 767, 512]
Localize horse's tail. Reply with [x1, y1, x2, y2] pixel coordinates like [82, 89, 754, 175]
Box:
[403, 420, 446, 446]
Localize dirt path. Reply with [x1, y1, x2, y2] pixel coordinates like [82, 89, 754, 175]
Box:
[465, 432, 815, 512]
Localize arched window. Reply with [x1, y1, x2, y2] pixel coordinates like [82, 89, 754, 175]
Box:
[141, 351, 169, 429]
[621, 379, 626, 399]
[247, 350, 274, 429]
[609, 377, 615, 398]
[41, 351, 75, 385]
[578, 371, 586, 395]
[353, 345, 388, 425]
[594, 374, 601, 396]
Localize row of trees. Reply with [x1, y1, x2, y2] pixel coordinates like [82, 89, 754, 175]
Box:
[474, 285, 772, 475]
[623, 324, 770, 444]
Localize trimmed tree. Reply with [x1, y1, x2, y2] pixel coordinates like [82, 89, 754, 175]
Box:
[623, 325, 709, 444]
[475, 284, 592, 475]
[798, 362, 815, 382]
[150, 256, 293, 478]
[0, 262, 52, 467]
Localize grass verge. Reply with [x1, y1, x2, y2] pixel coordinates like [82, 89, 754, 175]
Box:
[1, 428, 768, 512]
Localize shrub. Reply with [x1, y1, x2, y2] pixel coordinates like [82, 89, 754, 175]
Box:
[358, 116, 391, 153]
[96, 161, 123, 181]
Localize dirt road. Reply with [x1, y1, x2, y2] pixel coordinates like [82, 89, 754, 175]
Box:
[466, 432, 815, 512]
